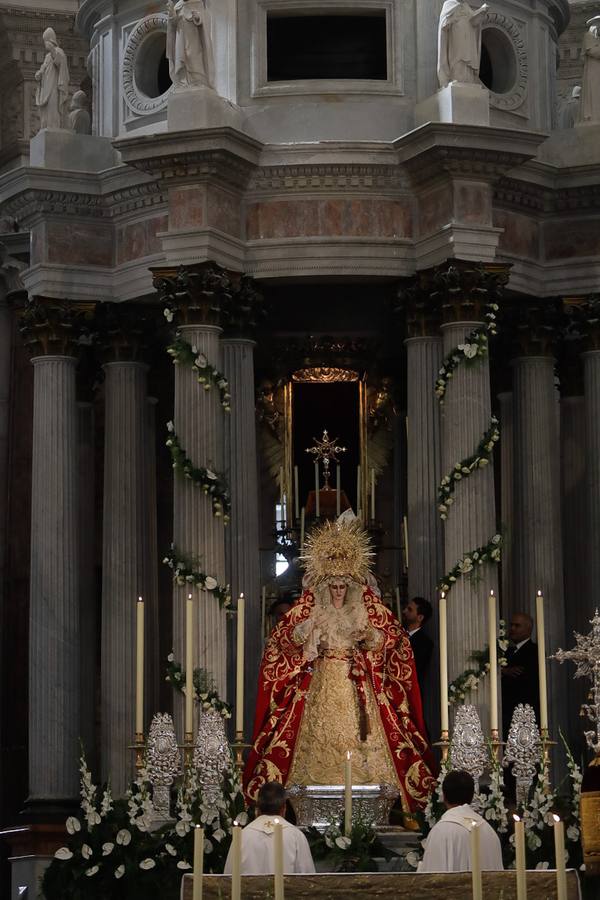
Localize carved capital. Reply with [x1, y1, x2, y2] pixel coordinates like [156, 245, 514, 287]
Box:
[558, 337, 584, 398]
[95, 302, 157, 364]
[17, 296, 95, 358]
[396, 279, 441, 339]
[419, 261, 509, 324]
[564, 295, 600, 353]
[152, 262, 233, 328]
[222, 274, 266, 339]
[507, 299, 564, 359]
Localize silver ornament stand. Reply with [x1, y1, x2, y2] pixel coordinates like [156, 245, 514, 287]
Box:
[146, 712, 182, 825]
[503, 703, 542, 806]
[450, 705, 489, 790]
[553, 609, 600, 756]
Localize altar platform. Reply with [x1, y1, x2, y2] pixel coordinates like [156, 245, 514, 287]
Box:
[181, 870, 581, 900]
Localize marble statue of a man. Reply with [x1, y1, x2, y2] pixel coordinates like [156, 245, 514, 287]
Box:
[166, 0, 215, 89]
[68, 90, 91, 134]
[582, 16, 600, 123]
[437, 0, 489, 89]
[34, 27, 70, 129]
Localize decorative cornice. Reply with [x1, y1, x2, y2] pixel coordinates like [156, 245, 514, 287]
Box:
[0, 181, 165, 224]
[248, 164, 409, 194]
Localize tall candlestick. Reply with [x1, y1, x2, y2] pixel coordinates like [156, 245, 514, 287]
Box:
[314, 463, 320, 517]
[536, 590, 549, 731]
[235, 593, 245, 735]
[135, 596, 144, 736]
[273, 819, 284, 900]
[300, 507, 305, 553]
[439, 591, 449, 733]
[513, 816, 527, 900]
[344, 751, 352, 836]
[553, 815, 567, 900]
[370, 468, 375, 520]
[261, 586, 266, 639]
[470, 822, 482, 900]
[231, 823, 242, 900]
[336, 464, 341, 517]
[294, 465, 299, 520]
[185, 593, 194, 737]
[488, 589, 498, 733]
[356, 465, 361, 517]
[193, 825, 204, 900]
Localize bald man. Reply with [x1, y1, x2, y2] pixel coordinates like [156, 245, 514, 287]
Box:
[501, 611, 540, 739]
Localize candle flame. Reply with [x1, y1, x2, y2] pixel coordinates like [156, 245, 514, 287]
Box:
[553, 814, 560, 823]
[537, 589, 542, 597]
[441, 591, 445, 599]
[138, 596, 143, 603]
[188, 593, 193, 600]
[240, 592, 244, 600]
[273, 817, 280, 824]
[513, 814, 520, 823]
[346, 750, 352, 760]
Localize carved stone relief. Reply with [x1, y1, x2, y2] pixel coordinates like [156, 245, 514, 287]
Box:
[483, 11, 528, 112]
[122, 13, 172, 116]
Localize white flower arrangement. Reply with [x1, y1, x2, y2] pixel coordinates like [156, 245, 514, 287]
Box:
[435, 303, 498, 403]
[163, 544, 231, 608]
[438, 418, 500, 519]
[167, 334, 231, 412]
[165, 425, 231, 521]
[448, 619, 508, 705]
[438, 534, 503, 596]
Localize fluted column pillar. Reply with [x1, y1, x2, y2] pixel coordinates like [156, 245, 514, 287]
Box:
[221, 334, 261, 735]
[77, 398, 97, 767]
[20, 301, 82, 807]
[583, 349, 600, 595]
[512, 341, 565, 740]
[144, 397, 160, 718]
[497, 391, 514, 618]
[101, 358, 148, 793]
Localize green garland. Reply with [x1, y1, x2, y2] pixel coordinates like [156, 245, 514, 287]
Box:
[437, 534, 502, 594]
[438, 417, 500, 519]
[166, 422, 230, 521]
[165, 657, 232, 719]
[448, 619, 508, 704]
[163, 545, 231, 608]
[435, 303, 498, 403]
[167, 335, 231, 412]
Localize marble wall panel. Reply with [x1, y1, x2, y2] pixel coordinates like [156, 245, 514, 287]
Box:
[169, 187, 206, 231]
[417, 184, 453, 237]
[494, 209, 540, 260]
[30, 224, 45, 266]
[245, 197, 412, 240]
[47, 222, 113, 267]
[116, 215, 168, 266]
[206, 186, 242, 238]
[544, 219, 600, 260]
[453, 182, 492, 226]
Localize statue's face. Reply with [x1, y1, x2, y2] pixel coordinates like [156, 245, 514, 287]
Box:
[328, 580, 348, 606]
[44, 40, 53, 50]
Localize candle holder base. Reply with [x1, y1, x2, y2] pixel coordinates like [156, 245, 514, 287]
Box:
[433, 731, 450, 762]
[129, 733, 146, 769]
[181, 732, 194, 768]
[490, 730, 504, 763]
[540, 729, 557, 773]
[231, 731, 251, 771]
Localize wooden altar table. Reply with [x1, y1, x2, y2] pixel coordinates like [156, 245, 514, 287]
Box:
[181, 869, 580, 899]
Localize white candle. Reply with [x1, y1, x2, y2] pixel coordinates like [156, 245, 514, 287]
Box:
[356, 465, 361, 517]
[536, 590, 549, 731]
[370, 468, 375, 520]
[439, 591, 449, 733]
[236, 593, 245, 735]
[314, 462, 320, 517]
[185, 593, 194, 737]
[192, 825, 204, 900]
[470, 821, 482, 900]
[488, 590, 498, 732]
[273, 819, 284, 900]
[344, 751, 352, 836]
[135, 596, 144, 736]
[300, 507, 305, 553]
[513, 815, 527, 900]
[261, 586, 266, 639]
[294, 465, 299, 520]
[231, 823, 242, 900]
[336, 464, 341, 517]
[553, 815, 567, 900]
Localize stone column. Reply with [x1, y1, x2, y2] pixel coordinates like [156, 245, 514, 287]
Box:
[77, 396, 97, 766]
[100, 322, 150, 793]
[20, 301, 82, 807]
[144, 397, 160, 718]
[583, 347, 600, 597]
[155, 265, 229, 731]
[437, 265, 504, 725]
[497, 391, 514, 618]
[512, 315, 565, 741]
[221, 315, 261, 734]
[404, 300, 443, 733]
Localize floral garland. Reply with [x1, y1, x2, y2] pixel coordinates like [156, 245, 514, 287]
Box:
[167, 335, 231, 412]
[435, 302, 498, 403]
[448, 619, 508, 705]
[166, 422, 230, 520]
[438, 417, 500, 519]
[163, 544, 231, 608]
[437, 534, 502, 594]
[165, 656, 232, 720]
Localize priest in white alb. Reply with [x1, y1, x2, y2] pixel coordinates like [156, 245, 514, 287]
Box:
[419, 770, 503, 873]
[223, 782, 315, 875]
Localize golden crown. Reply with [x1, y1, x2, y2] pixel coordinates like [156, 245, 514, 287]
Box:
[300, 519, 374, 586]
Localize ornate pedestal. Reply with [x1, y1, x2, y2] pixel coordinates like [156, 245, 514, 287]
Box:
[287, 783, 399, 829]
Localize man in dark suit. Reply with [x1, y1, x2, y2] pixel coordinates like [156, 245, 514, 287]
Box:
[501, 611, 540, 739]
[401, 596, 434, 692]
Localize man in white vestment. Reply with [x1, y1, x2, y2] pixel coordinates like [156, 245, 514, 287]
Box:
[419, 770, 503, 873]
[223, 782, 315, 875]
[437, 0, 489, 88]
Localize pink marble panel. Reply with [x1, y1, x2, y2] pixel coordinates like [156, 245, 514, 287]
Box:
[47, 221, 112, 267]
[454, 182, 492, 226]
[418, 185, 453, 237]
[245, 197, 412, 240]
[206, 186, 242, 238]
[494, 210, 539, 260]
[30, 223, 45, 265]
[169, 187, 205, 231]
[116, 215, 168, 265]
[544, 219, 600, 260]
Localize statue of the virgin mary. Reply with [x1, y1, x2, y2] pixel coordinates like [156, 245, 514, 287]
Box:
[244, 518, 436, 812]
